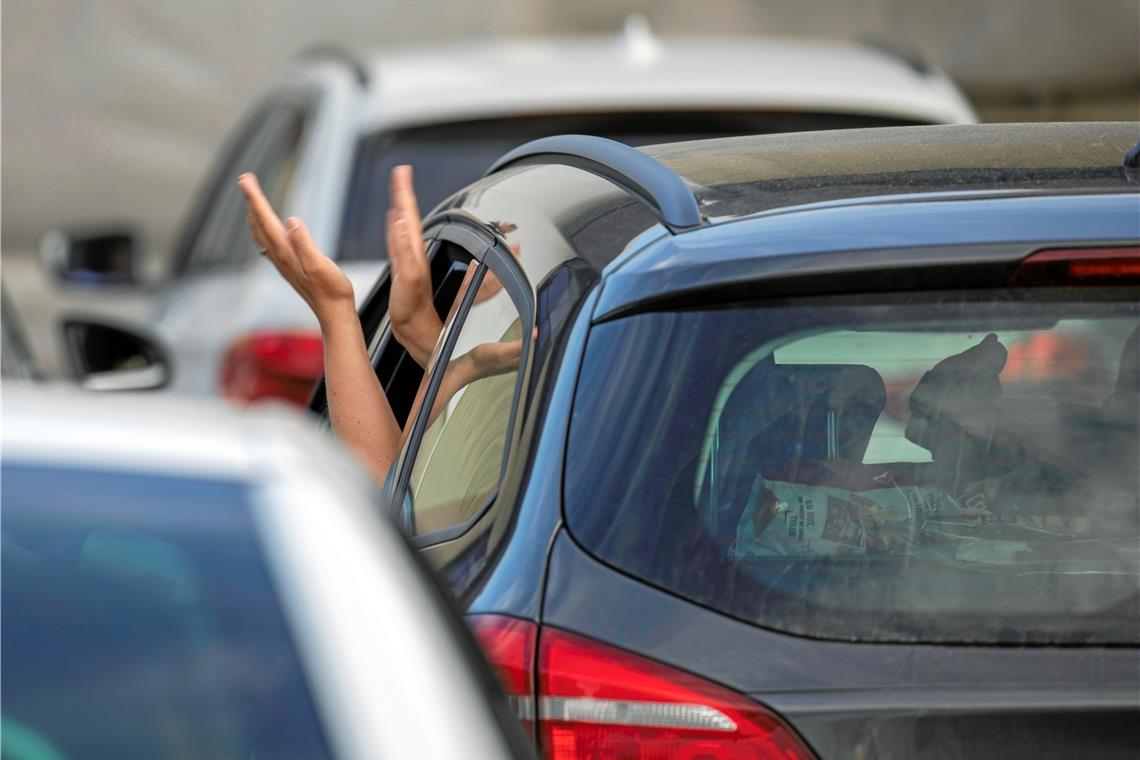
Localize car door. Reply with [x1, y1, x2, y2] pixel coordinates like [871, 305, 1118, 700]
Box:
[351, 215, 535, 586]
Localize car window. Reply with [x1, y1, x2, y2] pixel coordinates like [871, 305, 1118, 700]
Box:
[565, 291, 1139, 644]
[337, 112, 921, 262]
[174, 98, 308, 278]
[401, 263, 527, 538]
[1, 465, 332, 760]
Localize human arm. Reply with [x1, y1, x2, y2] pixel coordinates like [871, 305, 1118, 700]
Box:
[238, 173, 401, 484]
[386, 165, 443, 367]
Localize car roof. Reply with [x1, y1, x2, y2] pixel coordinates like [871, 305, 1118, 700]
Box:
[469, 122, 1137, 268]
[645, 121, 1140, 220]
[341, 32, 976, 131]
[1, 387, 363, 486]
[449, 122, 1138, 320]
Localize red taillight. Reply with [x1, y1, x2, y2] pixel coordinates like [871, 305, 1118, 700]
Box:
[468, 614, 537, 733]
[468, 614, 815, 760]
[1010, 247, 1140, 286]
[219, 330, 323, 405]
[539, 628, 816, 760]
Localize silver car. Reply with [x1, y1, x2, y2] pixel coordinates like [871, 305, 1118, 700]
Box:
[1, 389, 531, 759]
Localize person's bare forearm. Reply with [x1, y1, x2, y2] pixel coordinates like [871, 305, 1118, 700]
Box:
[320, 303, 402, 485]
[238, 168, 434, 487]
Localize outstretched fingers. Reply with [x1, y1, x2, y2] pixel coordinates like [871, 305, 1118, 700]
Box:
[238, 173, 295, 267]
[285, 218, 316, 266]
[388, 213, 415, 273]
[390, 165, 424, 255]
[247, 211, 271, 252]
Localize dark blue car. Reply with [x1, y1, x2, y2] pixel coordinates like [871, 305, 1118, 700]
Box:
[314, 122, 1140, 759]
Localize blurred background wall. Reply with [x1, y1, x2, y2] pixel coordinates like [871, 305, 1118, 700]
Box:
[2, 0, 1138, 370]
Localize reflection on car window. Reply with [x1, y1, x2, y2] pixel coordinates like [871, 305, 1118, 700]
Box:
[565, 294, 1140, 644]
[406, 282, 525, 537]
[1, 466, 332, 760]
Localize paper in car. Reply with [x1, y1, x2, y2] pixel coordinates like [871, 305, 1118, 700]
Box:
[731, 473, 1091, 564]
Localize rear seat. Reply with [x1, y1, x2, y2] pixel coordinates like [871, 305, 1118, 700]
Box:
[708, 361, 886, 541]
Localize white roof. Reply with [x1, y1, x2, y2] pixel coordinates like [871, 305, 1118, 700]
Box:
[342, 32, 977, 131]
[1, 386, 358, 485]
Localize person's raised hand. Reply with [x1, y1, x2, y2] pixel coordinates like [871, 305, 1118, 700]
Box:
[238, 173, 355, 330]
[387, 165, 441, 367]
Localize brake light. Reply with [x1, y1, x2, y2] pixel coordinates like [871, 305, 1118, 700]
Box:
[219, 330, 323, 405]
[539, 627, 816, 760]
[468, 615, 537, 734]
[1010, 247, 1140, 286]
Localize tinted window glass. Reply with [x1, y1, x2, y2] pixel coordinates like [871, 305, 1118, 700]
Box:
[406, 273, 525, 537]
[1, 466, 331, 759]
[338, 112, 918, 261]
[566, 292, 1139, 644]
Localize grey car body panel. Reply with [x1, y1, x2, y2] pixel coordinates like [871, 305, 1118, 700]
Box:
[542, 531, 1140, 759]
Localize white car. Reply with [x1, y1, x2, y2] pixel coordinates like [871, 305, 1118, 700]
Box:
[1, 388, 532, 760]
[45, 24, 976, 402]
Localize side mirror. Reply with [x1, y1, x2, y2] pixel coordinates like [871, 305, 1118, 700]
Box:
[39, 225, 140, 287]
[61, 316, 171, 392]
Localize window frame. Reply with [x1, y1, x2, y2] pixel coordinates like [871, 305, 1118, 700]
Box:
[388, 212, 536, 546]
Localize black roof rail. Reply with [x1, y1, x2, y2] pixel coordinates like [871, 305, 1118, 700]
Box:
[486, 135, 705, 234]
[1125, 141, 1140, 182]
[1125, 141, 1140, 169]
[293, 45, 369, 87]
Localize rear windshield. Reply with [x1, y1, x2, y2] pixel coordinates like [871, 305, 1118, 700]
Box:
[1, 466, 331, 759]
[565, 291, 1140, 644]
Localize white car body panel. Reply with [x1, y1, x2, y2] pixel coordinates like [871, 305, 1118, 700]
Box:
[354, 36, 977, 129]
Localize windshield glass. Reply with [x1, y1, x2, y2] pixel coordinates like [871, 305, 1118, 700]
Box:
[1, 466, 332, 759]
[565, 291, 1140, 644]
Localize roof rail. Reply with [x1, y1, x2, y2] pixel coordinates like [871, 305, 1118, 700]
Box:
[1126, 141, 1140, 183]
[486, 135, 705, 233]
[293, 45, 369, 87]
[1125, 141, 1140, 169]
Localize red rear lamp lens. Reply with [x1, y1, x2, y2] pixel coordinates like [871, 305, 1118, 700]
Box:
[1010, 247, 1140, 286]
[219, 330, 323, 405]
[538, 627, 816, 760]
[468, 614, 537, 730]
